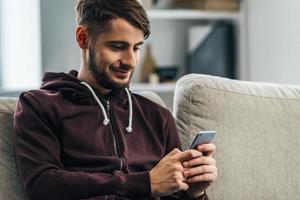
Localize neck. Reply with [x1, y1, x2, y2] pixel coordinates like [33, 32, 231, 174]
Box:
[78, 70, 112, 95]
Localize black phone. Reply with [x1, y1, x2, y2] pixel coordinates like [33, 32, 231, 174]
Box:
[189, 130, 216, 149]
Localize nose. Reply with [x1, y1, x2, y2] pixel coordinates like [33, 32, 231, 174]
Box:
[121, 49, 137, 68]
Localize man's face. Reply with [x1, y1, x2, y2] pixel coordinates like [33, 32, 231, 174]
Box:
[88, 18, 144, 90]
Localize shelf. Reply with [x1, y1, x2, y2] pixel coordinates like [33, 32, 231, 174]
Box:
[130, 83, 176, 93]
[147, 9, 240, 21]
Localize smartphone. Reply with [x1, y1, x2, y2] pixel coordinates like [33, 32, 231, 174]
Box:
[189, 130, 216, 149]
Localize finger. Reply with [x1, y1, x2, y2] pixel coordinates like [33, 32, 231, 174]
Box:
[179, 182, 189, 191]
[166, 148, 182, 157]
[173, 180, 189, 192]
[183, 156, 216, 168]
[197, 143, 216, 157]
[185, 172, 217, 184]
[172, 174, 189, 192]
[183, 164, 217, 178]
[173, 149, 202, 162]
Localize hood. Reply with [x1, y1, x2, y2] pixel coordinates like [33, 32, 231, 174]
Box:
[41, 70, 89, 98]
[40, 70, 128, 103]
[40, 70, 133, 132]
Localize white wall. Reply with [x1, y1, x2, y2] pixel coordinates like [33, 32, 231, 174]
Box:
[246, 0, 300, 85]
[0, 0, 41, 90]
[41, 0, 80, 74]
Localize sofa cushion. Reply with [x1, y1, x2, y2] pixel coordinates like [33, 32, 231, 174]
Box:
[173, 74, 300, 200]
[0, 97, 28, 200]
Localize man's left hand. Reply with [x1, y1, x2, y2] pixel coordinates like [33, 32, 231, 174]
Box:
[182, 143, 217, 198]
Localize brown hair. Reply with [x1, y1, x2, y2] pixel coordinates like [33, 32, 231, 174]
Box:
[75, 0, 150, 39]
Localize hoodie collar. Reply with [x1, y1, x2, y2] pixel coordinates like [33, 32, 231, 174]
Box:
[40, 70, 129, 105]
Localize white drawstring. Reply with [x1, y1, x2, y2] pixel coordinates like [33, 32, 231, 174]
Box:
[80, 82, 133, 133]
[125, 88, 132, 133]
[80, 82, 110, 126]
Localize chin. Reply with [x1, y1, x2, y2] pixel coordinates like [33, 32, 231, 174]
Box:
[115, 80, 130, 88]
[113, 75, 131, 85]
[108, 78, 129, 89]
[108, 70, 133, 89]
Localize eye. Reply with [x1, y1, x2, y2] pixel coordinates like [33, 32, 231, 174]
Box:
[134, 46, 141, 52]
[110, 44, 125, 51]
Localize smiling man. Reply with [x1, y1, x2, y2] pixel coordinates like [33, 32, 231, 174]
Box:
[77, 18, 144, 92]
[13, 0, 217, 200]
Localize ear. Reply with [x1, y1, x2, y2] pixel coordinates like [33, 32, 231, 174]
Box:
[76, 25, 89, 49]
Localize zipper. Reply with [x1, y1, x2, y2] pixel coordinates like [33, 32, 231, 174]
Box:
[105, 99, 124, 171]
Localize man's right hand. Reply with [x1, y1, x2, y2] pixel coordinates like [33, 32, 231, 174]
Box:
[149, 148, 202, 197]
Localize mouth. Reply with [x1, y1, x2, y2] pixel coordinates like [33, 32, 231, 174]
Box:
[110, 66, 132, 79]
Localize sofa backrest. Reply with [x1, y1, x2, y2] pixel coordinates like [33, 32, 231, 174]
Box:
[173, 74, 300, 200]
[0, 97, 29, 200]
[136, 91, 166, 108]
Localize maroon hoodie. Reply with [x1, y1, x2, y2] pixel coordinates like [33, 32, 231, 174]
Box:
[13, 71, 208, 200]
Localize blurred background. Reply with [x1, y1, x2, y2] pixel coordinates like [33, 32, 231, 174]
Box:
[0, 0, 299, 109]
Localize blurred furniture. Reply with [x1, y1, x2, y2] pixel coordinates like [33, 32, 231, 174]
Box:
[173, 74, 300, 200]
[131, 1, 248, 108]
[0, 97, 28, 200]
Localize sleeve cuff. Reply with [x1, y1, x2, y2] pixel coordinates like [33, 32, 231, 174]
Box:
[180, 190, 208, 200]
[122, 171, 151, 198]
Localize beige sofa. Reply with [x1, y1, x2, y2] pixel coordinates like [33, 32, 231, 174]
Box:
[1, 74, 300, 199]
[173, 74, 300, 200]
[0, 97, 28, 200]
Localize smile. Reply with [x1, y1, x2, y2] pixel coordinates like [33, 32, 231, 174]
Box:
[112, 68, 131, 79]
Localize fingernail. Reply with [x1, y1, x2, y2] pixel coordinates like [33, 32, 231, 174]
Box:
[183, 162, 188, 167]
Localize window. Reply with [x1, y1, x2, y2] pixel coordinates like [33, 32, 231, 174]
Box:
[0, 0, 41, 91]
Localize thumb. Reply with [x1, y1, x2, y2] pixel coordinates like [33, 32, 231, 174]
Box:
[173, 149, 202, 162]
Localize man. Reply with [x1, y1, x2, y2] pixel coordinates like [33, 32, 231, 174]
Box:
[13, 0, 217, 199]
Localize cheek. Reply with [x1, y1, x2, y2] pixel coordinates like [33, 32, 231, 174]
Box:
[95, 49, 120, 66]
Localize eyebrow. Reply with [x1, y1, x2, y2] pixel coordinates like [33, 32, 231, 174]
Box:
[106, 41, 144, 46]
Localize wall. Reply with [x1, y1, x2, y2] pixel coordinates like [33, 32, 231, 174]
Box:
[41, 0, 80, 74]
[3, 0, 300, 98]
[41, 0, 300, 86]
[0, 0, 41, 90]
[246, 0, 300, 85]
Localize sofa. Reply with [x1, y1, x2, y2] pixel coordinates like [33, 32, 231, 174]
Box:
[173, 74, 300, 200]
[0, 97, 28, 200]
[1, 74, 300, 199]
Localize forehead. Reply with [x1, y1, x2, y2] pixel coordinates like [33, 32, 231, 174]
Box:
[96, 18, 144, 44]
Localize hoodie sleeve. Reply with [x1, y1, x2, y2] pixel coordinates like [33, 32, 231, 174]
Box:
[13, 92, 151, 200]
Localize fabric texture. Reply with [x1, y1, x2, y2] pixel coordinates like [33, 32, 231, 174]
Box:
[173, 74, 300, 200]
[0, 97, 29, 200]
